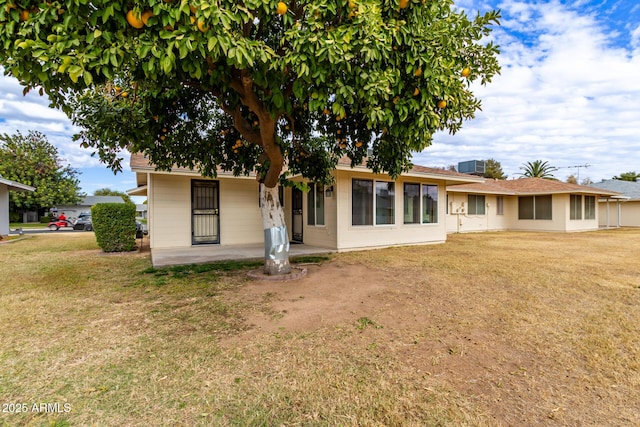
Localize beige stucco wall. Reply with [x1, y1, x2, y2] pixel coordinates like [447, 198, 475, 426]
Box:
[333, 169, 447, 251]
[148, 173, 266, 249]
[300, 186, 338, 249]
[446, 192, 510, 233]
[599, 200, 640, 227]
[446, 193, 600, 233]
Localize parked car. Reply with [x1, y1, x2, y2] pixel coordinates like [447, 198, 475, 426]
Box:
[73, 213, 93, 231]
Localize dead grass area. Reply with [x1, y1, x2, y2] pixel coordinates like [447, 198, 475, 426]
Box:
[1, 230, 639, 426]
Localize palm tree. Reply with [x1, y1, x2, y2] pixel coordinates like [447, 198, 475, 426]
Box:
[518, 160, 558, 179]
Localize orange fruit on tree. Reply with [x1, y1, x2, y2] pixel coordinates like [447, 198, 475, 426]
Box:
[413, 88, 419, 96]
[355, 141, 363, 147]
[126, 10, 144, 28]
[399, 0, 409, 8]
[437, 100, 447, 109]
[197, 19, 209, 32]
[461, 67, 470, 77]
[141, 10, 154, 25]
[414, 67, 422, 77]
[19, 9, 29, 21]
[276, 2, 287, 15]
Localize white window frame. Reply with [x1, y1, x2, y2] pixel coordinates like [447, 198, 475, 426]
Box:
[307, 183, 325, 227]
[403, 183, 439, 224]
[352, 178, 396, 226]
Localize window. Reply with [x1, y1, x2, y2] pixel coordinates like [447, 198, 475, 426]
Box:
[307, 183, 325, 226]
[570, 194, 582, 220]
[404, 183, 420, 224]
[376, 181, 395, 225]
[352, 179, 395, 226]
[352, 179, 373, 225]
[403, 183, 438, 224]
[585, 196, 596, 220]
[422, 184, 438, 223]
[496, 196, 504, 215]
[468, 194, 486, 215]
[518, 195, 552, 220]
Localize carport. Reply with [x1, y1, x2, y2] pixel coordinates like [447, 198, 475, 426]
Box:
[0, 177, 35, 237]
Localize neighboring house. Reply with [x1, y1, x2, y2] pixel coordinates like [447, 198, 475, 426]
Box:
[127, 153, 484, 252]
[53, 196, 125, 220]
[588, 179, 640, 227]
[0, 176, 35, 236]
[135, 204, 148, 220]
[446, 178, 620, 233]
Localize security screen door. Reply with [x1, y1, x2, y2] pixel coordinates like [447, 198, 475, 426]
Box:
[192, 180, 220, 244]
[291, 187, 303, 243]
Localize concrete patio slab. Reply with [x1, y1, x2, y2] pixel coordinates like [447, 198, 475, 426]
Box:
[151, 243, 335, 267]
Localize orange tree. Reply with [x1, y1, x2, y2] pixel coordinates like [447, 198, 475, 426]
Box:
[0, 0, 500, 274]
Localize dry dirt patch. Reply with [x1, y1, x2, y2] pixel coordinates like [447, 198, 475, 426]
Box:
[222, 231, 640, 426]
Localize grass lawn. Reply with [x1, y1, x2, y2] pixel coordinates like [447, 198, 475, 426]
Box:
[0, 230, 639, 426]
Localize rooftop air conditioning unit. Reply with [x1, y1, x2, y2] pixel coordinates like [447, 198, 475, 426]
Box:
[458, 160, 486, 176]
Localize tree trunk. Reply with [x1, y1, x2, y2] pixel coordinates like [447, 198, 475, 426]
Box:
[260, 183, 291, 275]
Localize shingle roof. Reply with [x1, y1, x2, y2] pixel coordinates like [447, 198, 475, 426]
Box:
[588, 180, 640, 200]
[129, 153, 255, 176]
[131, 152, 484, 183]
[82, 196, 126, 204]
[447, 177, 621, 197]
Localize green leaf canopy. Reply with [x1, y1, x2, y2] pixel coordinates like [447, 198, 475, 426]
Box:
[0, 0, 501, 187]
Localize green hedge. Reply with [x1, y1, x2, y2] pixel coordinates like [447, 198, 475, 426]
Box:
[91, 203, 137, 252]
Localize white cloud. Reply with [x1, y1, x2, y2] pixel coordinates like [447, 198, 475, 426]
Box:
[417, 0, 640, 181]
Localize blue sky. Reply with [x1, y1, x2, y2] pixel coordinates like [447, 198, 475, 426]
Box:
[0, 0, 639, 191]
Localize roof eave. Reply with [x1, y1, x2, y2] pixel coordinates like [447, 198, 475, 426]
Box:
[335, 164, 484, 184]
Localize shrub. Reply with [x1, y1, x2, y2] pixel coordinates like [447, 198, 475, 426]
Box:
[91, 203, 137, 252]
[40, 216, 51, 223]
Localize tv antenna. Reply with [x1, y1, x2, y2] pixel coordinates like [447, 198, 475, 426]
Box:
[560, 164, 591, 180]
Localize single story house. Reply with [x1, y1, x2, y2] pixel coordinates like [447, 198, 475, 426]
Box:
[127, 153, 485, 252]
[445, 178, 621, 233]
[128, 153, 622, 263]
[53, 196, 125, 221]
[0, 176, 35, 236]
[588, 179, 640, 227]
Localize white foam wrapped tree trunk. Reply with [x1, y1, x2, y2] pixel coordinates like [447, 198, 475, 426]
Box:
[260, 183, 291, 275]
